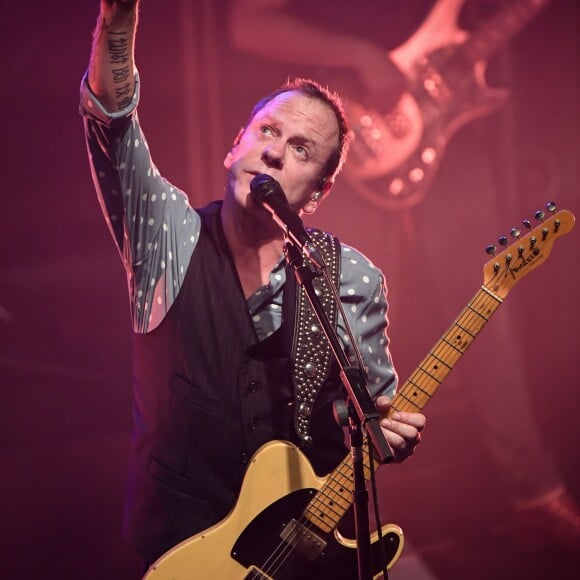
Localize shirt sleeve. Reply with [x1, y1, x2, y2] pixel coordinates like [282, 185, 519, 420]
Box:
[80, 70, 201, 333]
[338, 245, 398, 399]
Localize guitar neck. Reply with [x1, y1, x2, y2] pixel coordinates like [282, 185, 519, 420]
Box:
[390, 285, 503, 413]
[463, 0, 553, 64]
[304, 285, 503, 532]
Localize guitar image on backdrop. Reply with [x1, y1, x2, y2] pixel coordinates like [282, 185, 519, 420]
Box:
[341, 0, 554, 210]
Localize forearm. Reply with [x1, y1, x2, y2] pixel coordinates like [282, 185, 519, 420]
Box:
[89, 0, 139, 112]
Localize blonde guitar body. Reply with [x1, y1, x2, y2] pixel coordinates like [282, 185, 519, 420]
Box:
[144, 440, 404, 579]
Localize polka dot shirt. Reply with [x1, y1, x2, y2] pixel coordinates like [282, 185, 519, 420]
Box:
[80, 71, 397, 399]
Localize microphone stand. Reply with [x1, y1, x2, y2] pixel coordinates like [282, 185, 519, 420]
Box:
[284, 241, 393, 580]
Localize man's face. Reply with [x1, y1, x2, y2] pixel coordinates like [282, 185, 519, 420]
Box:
[224, 90, 339, 215]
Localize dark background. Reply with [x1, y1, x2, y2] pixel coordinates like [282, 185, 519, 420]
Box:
[1, 1, 578, 578]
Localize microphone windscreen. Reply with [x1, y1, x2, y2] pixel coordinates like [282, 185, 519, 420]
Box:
[250, 174, 281, 202]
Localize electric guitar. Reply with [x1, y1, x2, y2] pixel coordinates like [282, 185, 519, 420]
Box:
[344, 0, 553, 210]
[144, 206, 575, 579]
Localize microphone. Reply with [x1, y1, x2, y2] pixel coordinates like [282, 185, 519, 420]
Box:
[250, 174, 325, 269]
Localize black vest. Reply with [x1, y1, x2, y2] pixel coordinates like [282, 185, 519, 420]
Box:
[124, 201, 346, 563]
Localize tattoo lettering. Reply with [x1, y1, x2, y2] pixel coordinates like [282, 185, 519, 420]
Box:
[112, 67, 130, 84]
[117, 96, 134, 109]
[115, 83, 133, 109]
[107, 30, 133, 109]
[107, 32, 129, 65]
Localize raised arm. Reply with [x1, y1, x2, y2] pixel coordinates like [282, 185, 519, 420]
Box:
[82, 0, 201, 335]
[89, 0, 140, 112]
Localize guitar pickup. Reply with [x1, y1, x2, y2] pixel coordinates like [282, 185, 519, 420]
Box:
[279, 518, 327, 561]
[244, 566, 274, 579]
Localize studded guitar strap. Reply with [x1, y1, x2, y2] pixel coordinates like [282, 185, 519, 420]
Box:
[290, 228, 341, 447]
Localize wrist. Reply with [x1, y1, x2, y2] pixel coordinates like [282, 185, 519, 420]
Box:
[100, 0, 139, 30]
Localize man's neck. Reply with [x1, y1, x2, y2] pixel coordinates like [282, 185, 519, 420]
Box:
[221, 197, 284, 298]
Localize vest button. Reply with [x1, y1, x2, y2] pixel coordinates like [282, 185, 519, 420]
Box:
[248, 381, 260, 393]
[248, 419, 258, 431]
[240, 452, 248, 464]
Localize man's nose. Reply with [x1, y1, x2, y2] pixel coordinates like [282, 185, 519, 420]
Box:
[262, 143, 284, 169]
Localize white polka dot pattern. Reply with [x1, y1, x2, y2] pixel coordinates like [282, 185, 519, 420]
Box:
[81, 71, 200, 334]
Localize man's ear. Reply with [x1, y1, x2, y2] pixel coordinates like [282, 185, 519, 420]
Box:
[224, 127, 245, 169]
[302, 177, 334, 215]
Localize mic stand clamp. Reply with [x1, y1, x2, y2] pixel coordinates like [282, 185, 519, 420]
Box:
[284, 241, 393, 580]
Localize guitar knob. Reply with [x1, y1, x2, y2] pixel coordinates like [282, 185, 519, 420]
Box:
[546, 201, 557, 213]
[510, 227, 521, 239]
[486, 245, 496, 256]
[523, 219, 532, 230]
[498, 236, 508, 247]
[535, 210, 545, 221]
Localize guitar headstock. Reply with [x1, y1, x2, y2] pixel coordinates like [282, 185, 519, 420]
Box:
[483, 204, 575, 299]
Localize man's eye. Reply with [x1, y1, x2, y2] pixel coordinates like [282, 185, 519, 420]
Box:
[294, 145, 308, 157]
[259, 126, 273, 135]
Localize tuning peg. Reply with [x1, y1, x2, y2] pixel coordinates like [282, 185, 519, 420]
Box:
[498, 236, 508, 247]
[485, 244, 496, 256]
[535, 209, 545, 221]
[511, 227, 521, 239]
[546, 201, 557, 213]
[523, 219, 532, 230]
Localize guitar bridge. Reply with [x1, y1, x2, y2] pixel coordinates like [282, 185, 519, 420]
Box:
[280, 518, 327, 561]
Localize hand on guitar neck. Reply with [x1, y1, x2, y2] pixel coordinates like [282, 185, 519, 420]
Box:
[376, 395, 426, 462]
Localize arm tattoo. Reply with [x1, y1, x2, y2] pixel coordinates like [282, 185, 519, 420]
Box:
[107, 30, 133, 109]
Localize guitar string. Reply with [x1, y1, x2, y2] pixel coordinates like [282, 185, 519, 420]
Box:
[253, 457, 357, 577]
[246, 458, 361, 575]
[253, 515, 313, 577]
